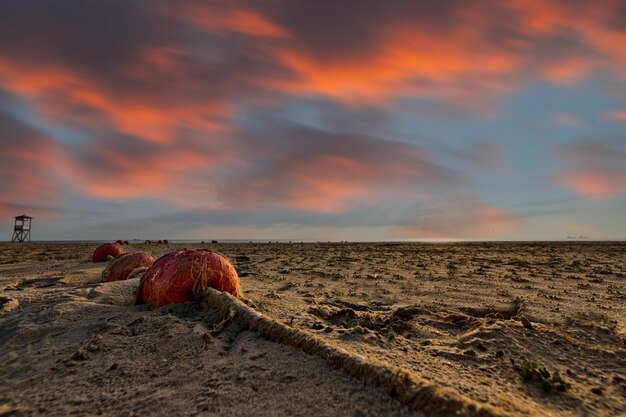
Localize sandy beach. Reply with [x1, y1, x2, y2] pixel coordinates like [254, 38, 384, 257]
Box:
[1, 242, 624, 416]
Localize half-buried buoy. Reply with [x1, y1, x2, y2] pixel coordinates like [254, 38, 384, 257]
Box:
[102, 252, 156, 282]
[133, 249, 241, 306]
[93, 243, 124, 262]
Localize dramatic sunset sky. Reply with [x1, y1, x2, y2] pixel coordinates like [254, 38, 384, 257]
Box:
[1, 0, 625, 241]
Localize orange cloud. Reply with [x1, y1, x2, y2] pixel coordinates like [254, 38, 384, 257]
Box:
[181, 4, 290, 38]
[268, 23, 520, 103]
[507, 0, 625, 81]
[1, 0, 625, 223]
[0, 57, 230, 146]
[1, 0, 624, 150]
[0, 66, 237, 209]
[4, 1, 626, 110]
[256, 0, 625, 102]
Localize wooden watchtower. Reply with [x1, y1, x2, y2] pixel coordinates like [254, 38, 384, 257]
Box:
[12, 214, 32, 243]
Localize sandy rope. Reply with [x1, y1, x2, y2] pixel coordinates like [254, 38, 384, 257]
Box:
[197, 288, 505, 417]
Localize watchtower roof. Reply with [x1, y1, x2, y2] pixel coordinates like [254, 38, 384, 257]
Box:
[15, 214, 33, 220]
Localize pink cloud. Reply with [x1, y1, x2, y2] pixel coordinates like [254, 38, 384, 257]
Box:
[558, 169, 626, 200]
[397, 202, 518, 239]
[0, 127, 71, 217]
[284, 152, 445, 213]
[555, 221, 598, 235]
[607, 110, 626, 123]
[64, 136, 240, 209]
[218, 131, 455, 213]
[557, 138, 626, 200]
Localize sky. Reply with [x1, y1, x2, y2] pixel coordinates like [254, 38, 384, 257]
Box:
[0, 0, 625, 241]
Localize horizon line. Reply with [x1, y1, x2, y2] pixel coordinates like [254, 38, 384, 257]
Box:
[2, 238, 625, 244]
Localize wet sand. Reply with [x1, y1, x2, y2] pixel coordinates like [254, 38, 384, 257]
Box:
[1, 242, 624, 416]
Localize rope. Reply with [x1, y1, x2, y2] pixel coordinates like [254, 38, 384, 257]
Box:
[197, 288, 505, 417]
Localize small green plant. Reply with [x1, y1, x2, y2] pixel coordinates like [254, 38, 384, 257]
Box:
[512, 356, 571, 393]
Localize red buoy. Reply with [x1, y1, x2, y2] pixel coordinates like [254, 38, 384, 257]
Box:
[102, 252, 156, 282]
[93, 243, 124, 262]
[133, 249, 241, 306]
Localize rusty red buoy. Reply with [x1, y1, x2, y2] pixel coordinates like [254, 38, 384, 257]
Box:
[133, 249, 241, 306]
[102, 252, 156, 282]
[92, 243, 124, 262]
